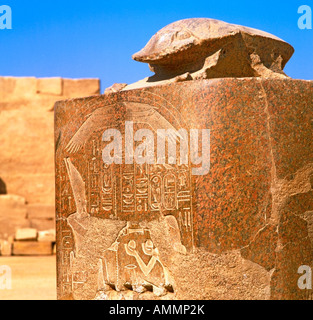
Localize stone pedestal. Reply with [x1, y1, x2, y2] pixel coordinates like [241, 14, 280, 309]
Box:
[55, 78, 313, 300]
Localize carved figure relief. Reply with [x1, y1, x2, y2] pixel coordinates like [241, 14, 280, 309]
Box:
[56, 95, 193, 299]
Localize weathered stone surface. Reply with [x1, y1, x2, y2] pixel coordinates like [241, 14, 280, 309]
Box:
[62, 79, 100, 98]
[55, 76, 313, 300]
[27, 204, 55, 220]
[0, 76, 101, 243]
[36, 77, 63, 95]
[15, 228, 38, 241]
[29, 218, 55, 232]
[0, 195, 29, 239]
[0, 194, 26, 211]
[0, 77, 37, 101]
[26, 203, 55, 233]
[0, 76, 100, 207]
[12, 241, 53, 256]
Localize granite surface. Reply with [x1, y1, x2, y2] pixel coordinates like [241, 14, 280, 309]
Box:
[55, 78, 313, 300]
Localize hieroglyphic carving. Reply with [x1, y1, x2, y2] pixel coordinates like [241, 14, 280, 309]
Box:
[121, 165, 136, 215]
[56, 93, 194, 299]
[62, 98, 194, 247]
[60, 229, 74, 297]
[102, 163, 117, 219]
[148, 164, 193, 249]
[59, 160, 75, 217]
[86, 135, 118, 219]
[135, 163, 149, 216]
[72, 271, 88, 291]
[177, 165, 193, 249]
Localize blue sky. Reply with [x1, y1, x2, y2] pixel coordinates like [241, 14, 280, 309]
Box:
[1, 0, 312, 92]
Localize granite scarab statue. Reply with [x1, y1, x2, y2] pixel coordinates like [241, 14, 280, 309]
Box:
[114, 18, 295, 91]
[56, 18, 313, 300]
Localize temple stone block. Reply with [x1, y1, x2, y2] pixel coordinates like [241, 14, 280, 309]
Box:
[12, 241, 53, 256]
[15, 228, 38, 241]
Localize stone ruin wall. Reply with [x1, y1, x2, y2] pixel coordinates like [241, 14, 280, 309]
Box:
[0, 76, 100, 255]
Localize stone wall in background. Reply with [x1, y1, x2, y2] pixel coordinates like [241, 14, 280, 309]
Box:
[0, 76, 100, 254]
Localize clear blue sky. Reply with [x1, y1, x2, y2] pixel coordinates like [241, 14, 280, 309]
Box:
[1, 0, 312, 92]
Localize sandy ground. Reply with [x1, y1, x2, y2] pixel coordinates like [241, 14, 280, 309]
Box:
[0, 256, 57, 300]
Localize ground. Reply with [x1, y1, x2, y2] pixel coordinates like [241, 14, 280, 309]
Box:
[0, 256, 56, 300]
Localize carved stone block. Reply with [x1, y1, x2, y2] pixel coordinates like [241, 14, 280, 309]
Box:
[55, 77, 313, 300]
